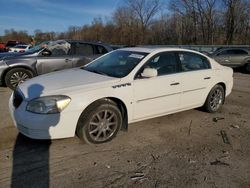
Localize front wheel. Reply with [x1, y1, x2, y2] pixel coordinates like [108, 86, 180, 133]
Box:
[204, 85, 225, 113]
[76, 101, 122, 144]
[245, 63, 250, 73]
[5, 68, 34, 90]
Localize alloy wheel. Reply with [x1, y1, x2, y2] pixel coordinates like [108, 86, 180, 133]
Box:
[10, 71, 30, 87]
[88, 110, 118, 142]
[209, 88, 223, 111]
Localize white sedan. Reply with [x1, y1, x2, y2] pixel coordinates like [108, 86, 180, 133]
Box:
[8, 44, 32, 53]
[9, 48, 233, 144]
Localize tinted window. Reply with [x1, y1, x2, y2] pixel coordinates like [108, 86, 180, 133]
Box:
[233, 49, 248, 55]
[96, 45, 108, 54]
[218, 49, 248, 56]
[178, 52, 210, 71]
[75, 43, 94, 56]
[140, 52, 178, 76]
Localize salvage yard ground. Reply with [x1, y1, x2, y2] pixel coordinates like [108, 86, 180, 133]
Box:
[0, 72, 250, 188]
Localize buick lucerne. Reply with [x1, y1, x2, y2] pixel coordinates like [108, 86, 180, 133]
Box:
[9, 48, 233, 144]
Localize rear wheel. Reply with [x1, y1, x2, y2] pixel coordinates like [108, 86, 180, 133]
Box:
[76, 100, 122, 144]
[5, 68, 33, 90]
[204, 85, 225, 113]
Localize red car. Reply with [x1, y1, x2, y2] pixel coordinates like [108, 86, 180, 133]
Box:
[0, 43, 5, 52]
[5, 40, 26, 51]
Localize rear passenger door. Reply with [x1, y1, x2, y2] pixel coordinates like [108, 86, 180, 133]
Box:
[72, 43, 108, 67]
[71, 42, 95, 67]
[177, 52, 213, 108]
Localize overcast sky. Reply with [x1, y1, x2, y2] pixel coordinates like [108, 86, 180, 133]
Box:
[0, 0, 122, 35]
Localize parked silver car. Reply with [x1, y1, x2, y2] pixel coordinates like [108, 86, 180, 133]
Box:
[210, 48, 250, 72]
[0, 40, 112, 89]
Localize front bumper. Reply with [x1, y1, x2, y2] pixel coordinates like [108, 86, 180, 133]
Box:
[9, 93, 82, 140]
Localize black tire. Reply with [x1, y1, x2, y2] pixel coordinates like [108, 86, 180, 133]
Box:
[245, 63, 250, 73]
[5, 68, 34, 90]
[76, 100, 122, 144]
[204, 84, 225, 113]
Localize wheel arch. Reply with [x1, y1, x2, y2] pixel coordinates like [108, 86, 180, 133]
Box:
[76, 97, 128, 133]
[207, 82, 226, 104]
[217, 82, 226, 94]
[1, 65, 36, 85]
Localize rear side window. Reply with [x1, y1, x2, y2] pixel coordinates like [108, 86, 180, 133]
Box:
[218, 49, 248, 55]
[75, 43, 94, 56]
[178, 52, 210, 72]
[232, 49, 248, 55]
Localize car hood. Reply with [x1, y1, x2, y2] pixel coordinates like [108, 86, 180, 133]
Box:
[0, 51, 37, 60]
[18, 68, 121, 100]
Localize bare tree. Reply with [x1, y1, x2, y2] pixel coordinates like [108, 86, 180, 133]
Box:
[123, 0, 161, 44]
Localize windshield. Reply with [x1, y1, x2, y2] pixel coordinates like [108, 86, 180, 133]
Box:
[26, 41, 50, 54]
[84, 50, 148, 78]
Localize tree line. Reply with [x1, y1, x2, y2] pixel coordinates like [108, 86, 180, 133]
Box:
[0, 0, 249, 45]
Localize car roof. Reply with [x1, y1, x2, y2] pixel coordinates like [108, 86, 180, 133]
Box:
[64, 40, 110, 46]
[213, 47, 250, 54]
[117, 47, 205, 54]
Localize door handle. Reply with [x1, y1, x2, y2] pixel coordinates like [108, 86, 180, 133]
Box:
[170, 82, 180, 86]
[204, 77, 211, 80]
[65, 59, 72, 62]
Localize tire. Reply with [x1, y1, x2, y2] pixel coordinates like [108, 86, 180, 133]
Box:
[76, 100, 122, 144]
[5, 68, 34, 90]
[204, 84, 225, 113]
[245, 63, 250, 73]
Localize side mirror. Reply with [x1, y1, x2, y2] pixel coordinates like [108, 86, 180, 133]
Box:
[41, 49, 52, 56]
[141, 68, 157, 78]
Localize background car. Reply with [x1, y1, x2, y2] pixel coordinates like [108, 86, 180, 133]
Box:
[8, 44, 33, 53]
[9, 48, 233, 144]
[210, 48, 250, 72]
[0, 40, 112, 89]
[0, 43, 6, 52]
[5, 40, 26, 51]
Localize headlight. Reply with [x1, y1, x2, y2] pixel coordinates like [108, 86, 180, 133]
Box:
[26, 95, 71, 114]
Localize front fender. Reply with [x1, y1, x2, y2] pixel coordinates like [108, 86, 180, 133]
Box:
[5, 58, 38, 75]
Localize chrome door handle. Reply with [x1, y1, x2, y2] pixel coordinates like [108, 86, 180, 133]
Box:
[204, 77, 211, 80]
[65, 59, 72, 62]
[170, 82, 180, 86]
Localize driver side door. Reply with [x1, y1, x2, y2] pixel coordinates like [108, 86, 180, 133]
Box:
[36, 48, 73, 75]
[133, 52, 182, 120]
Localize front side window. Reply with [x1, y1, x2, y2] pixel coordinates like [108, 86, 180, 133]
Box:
[137, 52, 178, 78]
[178, 52, 210, 71]
[217, 50, 230, 56]
[46, 40, 71, 56]
[84, 50, 148, 78]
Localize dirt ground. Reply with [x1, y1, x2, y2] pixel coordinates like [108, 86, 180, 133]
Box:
[0, 72, 250, 188]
